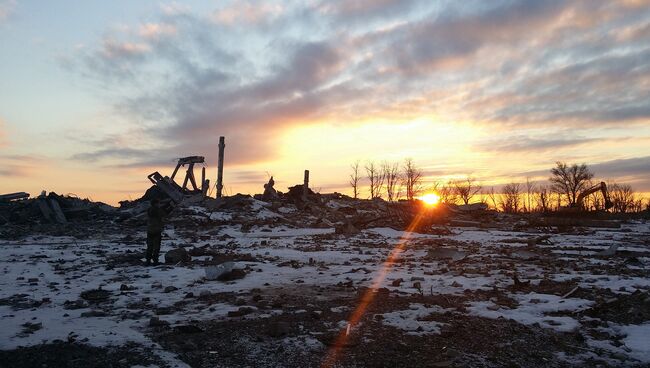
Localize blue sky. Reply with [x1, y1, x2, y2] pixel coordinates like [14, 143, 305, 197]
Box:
[1, 0, 650, 204]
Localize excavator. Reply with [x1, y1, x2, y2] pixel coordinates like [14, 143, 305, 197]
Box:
[540, 181, 618, 228]
[562, 181, 613, 212]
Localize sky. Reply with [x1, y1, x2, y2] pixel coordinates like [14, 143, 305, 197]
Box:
[1, 0, 649, 205]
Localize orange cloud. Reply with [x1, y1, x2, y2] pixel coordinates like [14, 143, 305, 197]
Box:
[138, 22, 177, 39]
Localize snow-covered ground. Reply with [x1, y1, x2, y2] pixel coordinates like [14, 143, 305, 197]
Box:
[1, 215, 649, 367]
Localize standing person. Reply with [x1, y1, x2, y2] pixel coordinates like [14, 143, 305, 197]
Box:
[146, 198, 165, 266]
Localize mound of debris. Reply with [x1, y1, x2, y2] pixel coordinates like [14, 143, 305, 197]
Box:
[0, 191, 115, 226]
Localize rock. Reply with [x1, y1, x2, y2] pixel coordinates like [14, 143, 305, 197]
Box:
[174, 325, 203, 334]
[164, 286, 178, 293]
[413, 281, 422, 290]
[217, 268, 246, 281]
[335, 221, 360, 235]
[427, 247, 467, 261]
[199, 290, 211, 298]
[228, 306, 254, 317]
[392, 278, 403, 287]
[80, 289, 110, 303]
[151, 282, 163, 289]
[81, 310, 108, 317]
[165, 247, 191, 264]
[155, 307, 174, 315]
[184, 292, 194, 298]
[266, 321, 290, 337]
[149, 316, 169, 327]
[64, 299, 89, 310]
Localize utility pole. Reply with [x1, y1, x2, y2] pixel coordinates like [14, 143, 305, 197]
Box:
[216, 136, 225, 198]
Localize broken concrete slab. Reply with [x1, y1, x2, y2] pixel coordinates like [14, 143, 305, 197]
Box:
[427, 248, 467, 261]
[0, 192, 30, 202]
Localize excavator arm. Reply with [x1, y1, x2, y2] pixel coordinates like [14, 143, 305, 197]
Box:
[575, 182, 612, 210]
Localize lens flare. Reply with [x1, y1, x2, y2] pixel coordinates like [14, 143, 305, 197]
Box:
[418, 193, 440, 206]
[321, 210, 428, 367]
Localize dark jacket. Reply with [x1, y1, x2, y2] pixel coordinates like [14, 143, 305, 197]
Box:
[147, 205, 165, 233]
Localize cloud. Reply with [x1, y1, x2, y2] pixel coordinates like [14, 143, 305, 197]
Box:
[138, 23, 177, 40]
[475, 136, 599, 153]
[0, 118, 7, 147]
[211, 1, 284, 26]
[315, 0, 421, 23]
[591, 156, 650, 179]
[518, 156, 650, 191]
[0, 0, 16, 22]
[378, 0, 568, 74]
[0, 155, 40, 178]
[68, 0, 650, 174]
[160, 2, 190, 17]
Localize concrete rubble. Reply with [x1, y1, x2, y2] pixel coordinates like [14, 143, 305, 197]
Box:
[0, 184, 649, 367]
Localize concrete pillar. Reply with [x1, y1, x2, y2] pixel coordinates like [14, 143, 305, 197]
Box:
[303, 169, 309, 199]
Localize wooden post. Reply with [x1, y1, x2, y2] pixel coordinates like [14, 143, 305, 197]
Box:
[303, 169, 309, 199]
[216, 136, 225, 198]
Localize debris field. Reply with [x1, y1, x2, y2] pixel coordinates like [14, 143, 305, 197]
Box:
[1, 192, 649, 367]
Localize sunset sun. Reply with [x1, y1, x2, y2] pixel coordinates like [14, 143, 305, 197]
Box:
[418, 193, 441, 206]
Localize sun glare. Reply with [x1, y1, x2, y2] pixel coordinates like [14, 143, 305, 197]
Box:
[418, 193, 440, 206]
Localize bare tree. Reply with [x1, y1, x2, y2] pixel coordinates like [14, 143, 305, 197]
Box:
[402, 158, 423, 201]
[451, 176, 482, 205]
[349, 160, 361, 199]
[437, 183, 455, 204]
[549, 161, 594, 206]
[632, 196, 645, 213]
[525, 177, 535, 212]
[610, 183, 635, 213]
[382, 161, 401, 202]
[365, 161, 385, 199]
[486, 187, 498, 210]
[500, 182, 521, 213]
[536, 185, 550, 212]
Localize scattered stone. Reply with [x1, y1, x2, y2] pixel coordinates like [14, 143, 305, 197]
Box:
[266, 321, 290, 337]
[163, 286, 178, 293]
[164, 247, 191, 264]
[80, 289, 110, 303]
[63, 299, 89, 310]
[80, 310, 108, 317]
[17, 322, 42, 337]
[199, 290, 211, 298]
[149, 316, 170, 327]
[217, 268, 246, 281]
[155, 307, 174, 315]
[228, 306, 254, 317]
[173, 325, 203, 334]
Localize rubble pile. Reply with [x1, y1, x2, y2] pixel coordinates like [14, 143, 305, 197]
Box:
[0, 184, 649, 367]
